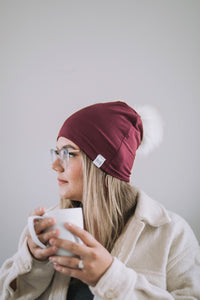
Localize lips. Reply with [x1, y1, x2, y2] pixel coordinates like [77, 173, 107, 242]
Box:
[57, 178, 68, 185]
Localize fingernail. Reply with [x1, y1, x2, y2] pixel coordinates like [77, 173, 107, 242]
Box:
[66, 222, 73, 227]
[49, 259, 57, 265]
[49, 257, 54, 262]
[49, 218, 55, 224]
[49, 239, 55, 245]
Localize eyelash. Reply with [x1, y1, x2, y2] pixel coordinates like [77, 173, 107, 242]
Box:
[68, 152, 77, 158]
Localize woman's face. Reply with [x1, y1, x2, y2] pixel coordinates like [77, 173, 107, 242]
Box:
[52, 137, 83, 201]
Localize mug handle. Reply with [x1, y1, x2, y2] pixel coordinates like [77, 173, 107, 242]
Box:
[28, 215, 47, 249]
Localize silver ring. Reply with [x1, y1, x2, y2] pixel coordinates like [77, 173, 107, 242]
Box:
[78, 259, 84, 270]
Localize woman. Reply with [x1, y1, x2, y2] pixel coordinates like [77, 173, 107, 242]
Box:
[0, 101, 200, 299]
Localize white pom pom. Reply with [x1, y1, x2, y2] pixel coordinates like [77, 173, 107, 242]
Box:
[136, 105, 164, 155]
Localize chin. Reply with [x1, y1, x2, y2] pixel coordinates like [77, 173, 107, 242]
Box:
[58, 187, 82, 202]
[59, 191, 69, 199]
[58, 192, 81, 202]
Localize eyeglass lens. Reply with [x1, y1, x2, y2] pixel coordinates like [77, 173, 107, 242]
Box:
[51, 149, 69, 169]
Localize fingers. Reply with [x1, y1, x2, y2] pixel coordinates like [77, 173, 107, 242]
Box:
[27, 228, 60, 261]
[49, 237, 88, 257]
[29, 206, 56, 235]
[34, 217, 56, 234]
[38, 228, 59, 244]
[65, 223, 97, 247]
[36, 246, 58, 260]
[48, 223, 99, 257]
[47, 223, 114, 287]
[29, 206, 46, 216]
[51, 264, 82, 282]
[27, 225, 59, 249]
[27, 206, 59, 261]
[49, 256, 80, 270]
[48, 238, 113, 286]
[48, 255, 86, 283]
[27, 236, 59, 261]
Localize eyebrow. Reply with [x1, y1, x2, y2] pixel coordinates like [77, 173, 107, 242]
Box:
[56, 144, 78, 151]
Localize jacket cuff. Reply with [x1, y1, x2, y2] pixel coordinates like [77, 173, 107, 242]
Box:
[4, 234, 32, 293]
[15, 237, 33, 274]
[6, 235, 51, 296]
[90, 257, 137, 299]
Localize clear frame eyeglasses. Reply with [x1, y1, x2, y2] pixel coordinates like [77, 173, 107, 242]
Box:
[50, 148, 80, 169]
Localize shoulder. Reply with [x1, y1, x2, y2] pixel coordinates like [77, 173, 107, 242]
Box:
[136, 189, 199, 250]
[165, 210, 199, 256]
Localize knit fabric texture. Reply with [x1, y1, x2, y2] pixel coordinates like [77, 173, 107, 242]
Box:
[58, 101, 143, 182]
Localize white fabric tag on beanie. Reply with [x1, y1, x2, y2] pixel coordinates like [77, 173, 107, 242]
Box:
[93, 154, 106, 168]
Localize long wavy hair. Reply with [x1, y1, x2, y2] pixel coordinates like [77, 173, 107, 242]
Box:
[61, 151, 138, 252]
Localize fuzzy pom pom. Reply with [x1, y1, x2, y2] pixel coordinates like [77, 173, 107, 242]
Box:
[136, 105, 164, 155]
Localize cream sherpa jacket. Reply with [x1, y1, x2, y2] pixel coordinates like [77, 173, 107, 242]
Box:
[0, 190, 200, 299]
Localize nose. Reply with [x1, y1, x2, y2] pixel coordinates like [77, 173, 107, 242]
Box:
[51, 158, 64, 172]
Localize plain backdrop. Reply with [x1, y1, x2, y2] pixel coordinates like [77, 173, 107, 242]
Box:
[0, 0, 199, 266]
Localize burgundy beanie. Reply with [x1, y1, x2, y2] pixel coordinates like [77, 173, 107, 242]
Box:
[58, 101, 143, 182]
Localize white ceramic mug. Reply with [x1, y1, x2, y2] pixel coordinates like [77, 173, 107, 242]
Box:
[28, 207, 83, 256]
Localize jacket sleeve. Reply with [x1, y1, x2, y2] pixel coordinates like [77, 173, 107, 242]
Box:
[90, 246, 200, 300]
[90, 257, 175, 300]
[0, 226, 55, 300]
[90, 220, 200, 300]
[166, 216, 200, 299]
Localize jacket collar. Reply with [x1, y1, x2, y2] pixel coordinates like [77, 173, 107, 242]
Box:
[111, 190, 171, 263]
[134, 190, 171, 227]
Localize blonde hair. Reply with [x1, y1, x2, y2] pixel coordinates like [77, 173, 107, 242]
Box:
[61, 152, 138, 252]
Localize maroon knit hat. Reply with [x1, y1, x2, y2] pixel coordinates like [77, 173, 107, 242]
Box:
[58, 101, 143, 182]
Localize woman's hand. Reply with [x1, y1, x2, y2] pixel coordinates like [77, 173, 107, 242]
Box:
[27, 207, 59, 261]
[48, 223, 114, 287]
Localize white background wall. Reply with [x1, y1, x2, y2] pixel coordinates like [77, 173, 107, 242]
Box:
[0, 0, 199, 266]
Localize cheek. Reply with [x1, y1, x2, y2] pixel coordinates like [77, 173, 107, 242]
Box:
[67, 163, 83, 183]
[75, 167, 83, 185]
